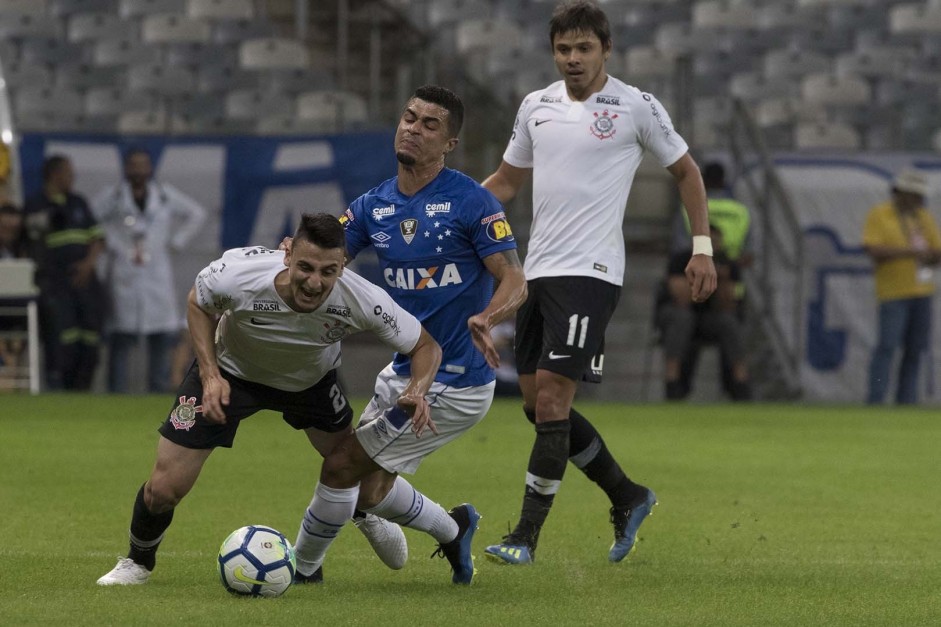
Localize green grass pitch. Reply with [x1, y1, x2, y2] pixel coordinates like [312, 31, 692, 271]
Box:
[3, 394, 940, 625]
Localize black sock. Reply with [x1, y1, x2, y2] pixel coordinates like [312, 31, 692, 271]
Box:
[568, 408, 646, 509]
[128, 484, 174, 571]
[516, 420, 570, 546]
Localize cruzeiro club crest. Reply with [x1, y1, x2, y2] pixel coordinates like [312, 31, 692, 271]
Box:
[590, 109, 618, 140]
[400, 218, 418, 244]
[170, 395, 203, 431]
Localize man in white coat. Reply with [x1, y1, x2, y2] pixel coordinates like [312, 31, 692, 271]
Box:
[92, 148, 207, 393]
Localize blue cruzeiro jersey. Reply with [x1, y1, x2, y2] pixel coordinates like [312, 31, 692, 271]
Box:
[343, 168, 517, 387]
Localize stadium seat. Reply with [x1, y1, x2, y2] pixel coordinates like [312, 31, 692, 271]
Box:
[426, 0, 493, 27]
[170, 91, 225, 119]
[0, 14, 60, 40]
[255, 114, 336, 136]
[186, 0, 253, 21]
[794, 121, 862, 150]
[84, 86, 154, 115]
[800, 72, 871, 107]
[19, 37, 87, 65]
[118, 109, 168, 133]
[141, 13, 211, 43]
[223, 88, 293, 120]
[163, 41, 237, 68]
[55, 62, 127, 90]
[119, 0, 187, 18]
[762, 48, 831, 81]
[729, 72, 796, 103]
[238, 37, 309, 70]
[692, 0, 757, 30]
[127, 62, 196, 95]
[66, 12, 127, 42]
[834, 47, 914, 79]
[49, 0, 119, 17]
[264, 67, 336, 95]
[889, 2, 941, 34]
[625, 45, 674, 78]
[210, 18, 276, 44]
[0, 61, 53, 90]
[296, 90, 368, 129]
[92, 36, 162, 66]
[755, 97, 827, 128]
[195, 60, 259, 92]
[455, 18, 523, 55]
[0, 0, 50, 17]
[13, 85, 85, 117]
[170, 112, 252, 134]
[654, 22, 726, 58]
[755, 3, 805, 31]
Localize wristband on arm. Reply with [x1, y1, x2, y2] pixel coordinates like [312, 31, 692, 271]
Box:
[692, 235, 713, 256]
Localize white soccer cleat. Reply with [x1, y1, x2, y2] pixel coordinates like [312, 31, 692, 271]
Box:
[97, 557, 152, 586]
[354, 513, 408, 570]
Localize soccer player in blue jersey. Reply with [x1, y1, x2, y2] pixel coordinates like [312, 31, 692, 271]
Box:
[292, 85, 527, 585]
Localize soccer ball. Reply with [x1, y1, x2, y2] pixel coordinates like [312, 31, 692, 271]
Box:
[218, 525, 296, 597]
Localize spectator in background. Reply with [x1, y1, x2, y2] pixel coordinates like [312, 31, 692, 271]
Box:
[0, 203, 27, 389]
[23, 156, 105, 391]
[658, 225, 751, 401]
[863, 169, 941, 405]
[92, 148, 207, 394]
[0, 203, 25, 259]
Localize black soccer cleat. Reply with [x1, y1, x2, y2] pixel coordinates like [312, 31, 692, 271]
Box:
[293, 566, 323, 584]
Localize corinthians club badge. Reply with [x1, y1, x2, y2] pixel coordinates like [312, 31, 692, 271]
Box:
[170, 396, 203, 431]
[590, 109, 618, 140]
[400, 218, 418, 244]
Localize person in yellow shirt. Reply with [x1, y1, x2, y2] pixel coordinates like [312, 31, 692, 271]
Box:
[862, 169, 941, 404]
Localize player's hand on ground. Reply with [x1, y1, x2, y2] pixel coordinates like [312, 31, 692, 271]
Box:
[685, 255, 717, 303]
[397, 395, 437, 438]
[278, 237, 293, 252]
[200, 374, 231, 424]
[468, 314, 500, 368]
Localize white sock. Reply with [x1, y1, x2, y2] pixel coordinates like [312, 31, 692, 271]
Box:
[364, 476, 458, 544]
[294, 482, 359, 575]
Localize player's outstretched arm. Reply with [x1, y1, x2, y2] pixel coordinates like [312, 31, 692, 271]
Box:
[186, 287, 229, 424]
[469, 249, 527, 368]
[397, 327, 442, 438]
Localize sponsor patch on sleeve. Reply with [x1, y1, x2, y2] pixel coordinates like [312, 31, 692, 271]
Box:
[339, 208, 354, 225]
[481, 212, 514, 242]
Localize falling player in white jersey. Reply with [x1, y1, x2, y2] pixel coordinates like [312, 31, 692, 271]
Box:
[97, 213, 442, 586]
[481, 0, 717, 565]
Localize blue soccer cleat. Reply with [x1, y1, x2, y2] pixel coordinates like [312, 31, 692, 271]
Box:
[484, 540, 534, 565]
[609, 488, 658, 562]
[432, 503, 480, 584]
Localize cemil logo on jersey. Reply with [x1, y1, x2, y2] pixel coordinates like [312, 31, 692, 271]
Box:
[372, 204, 395, 221]
[425, 201, 451, 217]
[170, 396, 203, 431]
[384, 264, 463, 290]
[481, 212, 515, 242]
[590, 109, 618, 140]
[400, 218, 418, 244]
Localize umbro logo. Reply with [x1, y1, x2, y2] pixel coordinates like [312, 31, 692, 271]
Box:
[534, 119, 552, 127]
[548, 351, 570, 360]
[250, 317, 274, 326]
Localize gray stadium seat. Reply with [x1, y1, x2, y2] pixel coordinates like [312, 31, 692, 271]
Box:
[729, 71, 796, 103]
[163, 41, 238, 68]
[238, 37, 309, 70]
[889, 2, 941, 34]
[255, 114, 336, 136]
[49, 0, 119, 17]
[296, 90, 368, 128]
[127, 62, 196, 95]
[195, 60, 259, 92]
[0, 0, 50, 17]
[92, 36, 163, 66]
[692, 0, 757, 30]
[800, 72, 871, 107]
[170, 91, 225, 118]
[14, 85, 85, 117]
[186, 0, 253, 21]
[119, 0, 187, 18]
[654, 22, 726, 58]
[141, 13, 211, 43]
[55, 62, 127, 90]
[67, 12, 127, 42]
[455, 18, 523, 55]
[794, 121, 862, 150]
[835, 47, 914, 79]
[427, 0, 493, 27]
[118, 109, 169, 133]
[210, 18, 276, 44]
[762, 48, 831, 80]
[223, 88, 293, 120]
[84, 86, 154, 115]
[625, 45, 674, 79]
[0, 14, 61, 40]
[0, 61, 53, 90]
[19, 37, 87, 65]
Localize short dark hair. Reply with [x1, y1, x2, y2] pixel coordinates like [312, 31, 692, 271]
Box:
[42, 155, 70, 182]
[123, 146, 151, 164]
[549, 1, 611, 52]
[702, 162, 726, 189]
[294, 212, 346, 251]
[413, 85, 464, 138]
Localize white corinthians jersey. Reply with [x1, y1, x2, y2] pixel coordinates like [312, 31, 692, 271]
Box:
[194, 246, 422, 391]
[504, 76, 689, 286]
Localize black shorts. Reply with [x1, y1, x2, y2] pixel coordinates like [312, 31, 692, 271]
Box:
[157, 362, 354, 449]
[514, 276, 620, 383]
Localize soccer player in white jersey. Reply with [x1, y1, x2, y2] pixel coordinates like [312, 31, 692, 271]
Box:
[97, 213, 442, 586]
[291, 85, 527, 585]
[481, 1, 718, 565]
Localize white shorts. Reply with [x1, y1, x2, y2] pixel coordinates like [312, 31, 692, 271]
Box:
[355, 363, 495, 474]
